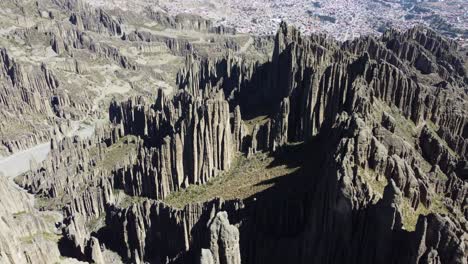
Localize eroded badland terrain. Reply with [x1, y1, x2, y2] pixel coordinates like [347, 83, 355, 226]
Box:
[0, 0, 467, 263]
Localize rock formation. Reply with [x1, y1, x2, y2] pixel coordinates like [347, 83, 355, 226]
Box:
[200, 211, 241, 264]
[0, 1, 466, 264]
[109, 90, 234, 199]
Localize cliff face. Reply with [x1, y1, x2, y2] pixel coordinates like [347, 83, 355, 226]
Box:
[0, 176, 64, 264]
[0, 0, 247, 157]
[109, 90, 234, 199]
[97, 22, 466, 264]
[6, 4, 468, 264]
[0, 48, 61, 153]
[0, 1, 259, 263]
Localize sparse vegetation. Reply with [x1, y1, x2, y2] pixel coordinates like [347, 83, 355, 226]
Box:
[434, 169, 449, 181]
[114, 190, 154, 208]
[371, 99, 452, 177]
[86, 214, 106, 232]
[0, 1, 465, 263]
[425, 121, 459, 158]
[372, 100, 418, 143]
[20, 232, 61, 244]
[400, 194, 448, 231]
[95, 135, 138, 171]
[358, 166, 450, 232]
[358, 167, 388, 202]
[164, 151, 300, 208]
[12, 211, 27, 217]
[35, 195, 70, 211]
[0, 114, 49, 141]
[244, 115, 270, 134]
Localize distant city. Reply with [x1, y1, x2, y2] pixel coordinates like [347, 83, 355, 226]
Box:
[88, 0, 467, 44]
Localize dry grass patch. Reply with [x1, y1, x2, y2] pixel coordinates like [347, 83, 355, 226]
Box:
[164, 151, 300, 208]
[86, 214, 106, 232]
[358, 167, 388, 203]
[372, 100, 418, 144]
[425, 120, 459, 158]
[358, 165, 450, 232]
[95, 135, 138, 171]
[244, 115, 270, 134]
[114, 190, 154, 208]
[400, 194, 448, 231]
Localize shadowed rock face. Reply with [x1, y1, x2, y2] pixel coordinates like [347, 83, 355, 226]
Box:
[1, 1, 467, 264]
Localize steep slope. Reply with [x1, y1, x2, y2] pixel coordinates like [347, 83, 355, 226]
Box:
[18, 22, 467, 264]
[0, 0, 262, 263]
[1, 1, 467, 264]
[0, 0, 255, 156]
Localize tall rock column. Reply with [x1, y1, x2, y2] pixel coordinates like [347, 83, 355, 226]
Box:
[200, 211, 241, 264]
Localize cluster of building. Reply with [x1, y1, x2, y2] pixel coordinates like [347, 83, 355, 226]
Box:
[155, 0, 439, 41]
[87, 0, 467, 43]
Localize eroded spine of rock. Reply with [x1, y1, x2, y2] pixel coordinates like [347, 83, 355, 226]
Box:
[110, 90, 235, 200]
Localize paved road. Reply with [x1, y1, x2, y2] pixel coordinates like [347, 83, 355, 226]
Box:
[0, 142, 50, 178]
[0, 121, 95, 178]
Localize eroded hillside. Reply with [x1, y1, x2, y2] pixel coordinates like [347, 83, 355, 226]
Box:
[0, 0, 467, 264]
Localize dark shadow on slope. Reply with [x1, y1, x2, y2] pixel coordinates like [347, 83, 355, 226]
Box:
[230, 128, 420, 264]
[90, 126, 421, 264]
[57, 236, 88, 262]
[247, 134, 328, 202]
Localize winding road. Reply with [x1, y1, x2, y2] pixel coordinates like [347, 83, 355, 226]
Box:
[0, 121, 95, 179]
